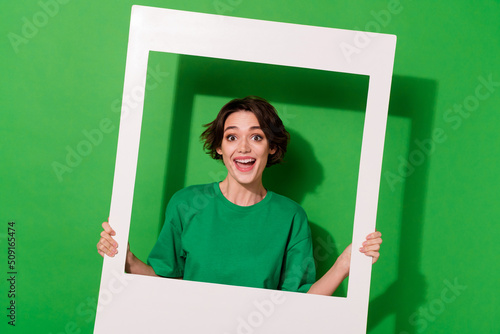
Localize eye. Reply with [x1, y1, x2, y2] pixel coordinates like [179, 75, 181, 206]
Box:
[226, 134, 237, 141]
[251, 134, 263, 141]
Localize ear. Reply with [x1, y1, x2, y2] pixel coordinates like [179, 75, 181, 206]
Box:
[216, 147, 222, 156]
[269, 146, 277, 155]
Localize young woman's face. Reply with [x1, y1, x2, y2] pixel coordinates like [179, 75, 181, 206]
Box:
[216, 110, 276, 187]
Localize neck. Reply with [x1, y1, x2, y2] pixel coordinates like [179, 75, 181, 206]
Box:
[219, 178, 267, 206]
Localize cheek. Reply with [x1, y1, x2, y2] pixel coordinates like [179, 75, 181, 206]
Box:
[257, 146, 272, 160]
[222, 141, 234, 152]
[260, 142, 273, 155]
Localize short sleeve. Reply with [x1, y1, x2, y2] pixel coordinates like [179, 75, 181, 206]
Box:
[147, 201, 185, 277]
[278, 210, 316, 293]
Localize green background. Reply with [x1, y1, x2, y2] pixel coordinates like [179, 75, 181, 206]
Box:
[1, 1, 499, 333]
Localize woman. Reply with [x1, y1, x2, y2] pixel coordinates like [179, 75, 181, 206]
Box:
[97, 96, 382, 296]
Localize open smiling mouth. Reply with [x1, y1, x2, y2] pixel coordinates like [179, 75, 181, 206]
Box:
[234, 158, 256, 172]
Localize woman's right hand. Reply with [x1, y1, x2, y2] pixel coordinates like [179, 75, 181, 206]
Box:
[97, 221, 118, 257]
[96, 220, 160, 277]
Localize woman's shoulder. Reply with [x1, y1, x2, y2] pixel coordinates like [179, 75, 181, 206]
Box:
[268, 191, 307, 216]
[172, 182, 214, 198]
[170, 182, 216, 202]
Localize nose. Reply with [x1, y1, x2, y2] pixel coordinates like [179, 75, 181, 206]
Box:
[237, 138, 250, 153]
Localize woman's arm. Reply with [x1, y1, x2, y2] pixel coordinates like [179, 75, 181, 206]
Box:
[97, 221, 160, 277]
[307, 231, 382, 296]
[307, 247, 350, 295]
[124, 244, 160, 277]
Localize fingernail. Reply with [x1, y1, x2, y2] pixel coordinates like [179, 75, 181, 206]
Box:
[359, 247, 364, 252]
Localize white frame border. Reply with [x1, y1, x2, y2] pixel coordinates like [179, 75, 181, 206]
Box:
[94, 5, 396, 334]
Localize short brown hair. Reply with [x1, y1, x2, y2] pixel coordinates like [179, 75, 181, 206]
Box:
[201, 96, 290, 167]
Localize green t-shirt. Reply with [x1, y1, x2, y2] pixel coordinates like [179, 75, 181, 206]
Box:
[147, 182, 316, 293]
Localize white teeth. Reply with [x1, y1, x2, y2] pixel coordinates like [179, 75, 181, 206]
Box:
[235, 159, 255, 163]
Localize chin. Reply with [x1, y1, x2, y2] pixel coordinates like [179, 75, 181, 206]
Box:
[233, 175, 258, 185]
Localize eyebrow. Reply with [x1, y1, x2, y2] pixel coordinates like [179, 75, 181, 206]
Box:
[223, 125, 262, 132]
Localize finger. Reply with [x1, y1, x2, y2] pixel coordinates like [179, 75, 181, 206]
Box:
[98, 243, 116, 257]
[98, 237, 114, 251]
[97, 242, 112, 257]
[362, 243, 381, 252]
[100, 230, 118, 248]
[366, 231, 382, 239]
[370, 253, 380, 264]
[97, 239, 112, 257]
[364, 250, 380, 257]
[98, 238, 118, 257]
[362, 237, 383, 247]
[102, 221, 116, 236]
[364, 251, 380, 263]
[360, 247, 380, 258]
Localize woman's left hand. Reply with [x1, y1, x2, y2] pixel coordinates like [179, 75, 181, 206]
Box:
[309, 231, 383, 294]
[359, 231, 383, 264]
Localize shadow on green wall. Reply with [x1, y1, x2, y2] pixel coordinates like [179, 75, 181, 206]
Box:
[263, 130, 348, 295]
[367, 76, 436, 333]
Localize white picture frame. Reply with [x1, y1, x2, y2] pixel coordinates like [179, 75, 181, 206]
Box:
[94, 5, 396, 334]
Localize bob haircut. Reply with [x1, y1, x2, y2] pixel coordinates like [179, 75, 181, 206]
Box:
[201, 96, 290, 167]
